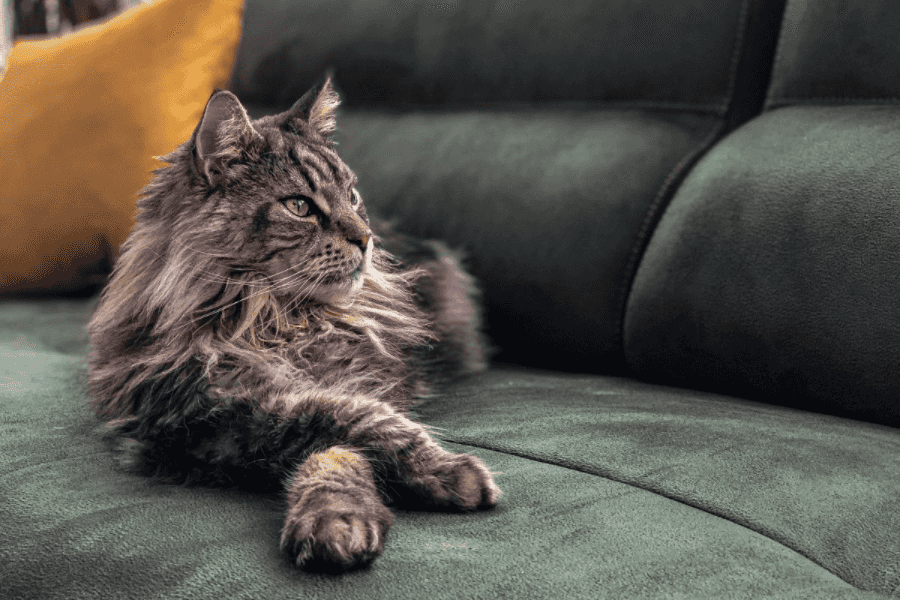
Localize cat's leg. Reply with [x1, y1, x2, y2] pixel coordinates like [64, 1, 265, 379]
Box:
[100, 405, 394, 571]
[103, 392, 500, 570]
[281, 445, 393, 570]
[280, 393, 502, 511]
[355, 412, 503, 511]
[275, 392, 500, 567]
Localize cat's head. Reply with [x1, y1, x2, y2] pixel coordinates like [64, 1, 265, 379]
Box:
[147, 76, 374, 306]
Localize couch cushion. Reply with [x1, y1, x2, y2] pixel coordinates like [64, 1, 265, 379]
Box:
[765, 0, 900, 109]
[239, 0, 788, 372]
[623, 105, 900, 427]
[1, 298, 896, 598]
[422, 365, 900, 597]
[0, 0, 243, 296]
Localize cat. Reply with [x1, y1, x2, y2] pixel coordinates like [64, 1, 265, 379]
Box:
[86, 75, 501, 571]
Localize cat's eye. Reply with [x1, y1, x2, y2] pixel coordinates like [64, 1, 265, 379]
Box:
[350, 188, 361, 207]
[282, 196, 312, 218]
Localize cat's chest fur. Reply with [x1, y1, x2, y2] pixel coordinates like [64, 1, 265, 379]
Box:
[208, 306, 419, 412]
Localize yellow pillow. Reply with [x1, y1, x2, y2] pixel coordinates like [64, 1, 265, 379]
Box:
[0, 0, 244, 295]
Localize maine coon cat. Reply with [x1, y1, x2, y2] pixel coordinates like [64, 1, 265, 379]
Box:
[87, 76, 501, 571]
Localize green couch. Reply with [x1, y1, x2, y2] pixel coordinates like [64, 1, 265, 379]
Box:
[4, 0, 900, 597]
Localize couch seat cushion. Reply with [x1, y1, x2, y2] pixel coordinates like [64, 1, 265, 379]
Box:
[421, 365, 900, 596]
[1, 298, 896, 598]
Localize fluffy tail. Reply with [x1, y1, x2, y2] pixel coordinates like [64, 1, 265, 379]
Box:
[372, 217, 492, 387]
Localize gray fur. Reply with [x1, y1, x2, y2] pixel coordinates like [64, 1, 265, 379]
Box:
[87, 76, 499, 571]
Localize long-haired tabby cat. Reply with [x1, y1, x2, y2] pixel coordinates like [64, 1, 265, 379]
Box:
[87, 76, 501, 571]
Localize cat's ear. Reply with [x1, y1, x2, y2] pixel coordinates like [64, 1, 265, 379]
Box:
[283, 73, 340, 138]
[193, 89, 260, 187]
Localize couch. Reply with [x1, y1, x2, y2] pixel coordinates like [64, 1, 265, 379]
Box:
[3, 0, 900, 597]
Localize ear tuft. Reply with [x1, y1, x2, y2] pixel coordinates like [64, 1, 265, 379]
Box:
[193, 90, 258, 187]
[283, 73, 340, 138]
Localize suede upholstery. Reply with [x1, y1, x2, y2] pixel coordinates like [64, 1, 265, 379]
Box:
[232, 0, 748, 108]
[624, 0, 900, 425]
[1, 299, 895, 599]
[317, 109, 721, 372]
[3, 0, 900, 598]
[237, 0, 788, 371]
[625, 105, 900, 426]
[764, 0, 900, 108]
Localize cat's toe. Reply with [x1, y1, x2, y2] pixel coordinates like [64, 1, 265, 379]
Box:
[454, 454, 502, 508]
[415, 453, 502, 510]
[280, 492, 393, 571]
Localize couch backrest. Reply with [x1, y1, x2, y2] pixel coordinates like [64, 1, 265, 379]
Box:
[624, 0, 900, 426]
[233, 0, 788, 373]
[234, 0, 765, 111]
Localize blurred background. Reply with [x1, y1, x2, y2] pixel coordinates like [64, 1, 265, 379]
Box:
[1, 0, 150, 69]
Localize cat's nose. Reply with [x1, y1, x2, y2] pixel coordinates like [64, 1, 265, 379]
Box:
[337, 213, 370, 250]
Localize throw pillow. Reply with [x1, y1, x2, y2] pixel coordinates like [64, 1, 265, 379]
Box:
[0, 0, 244, 295]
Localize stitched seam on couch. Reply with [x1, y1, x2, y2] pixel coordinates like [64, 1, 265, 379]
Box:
[440, 435, 866, 592]
[613, 0, 752, 365]
[766, 97, 900, 110]
[614, 118, 724, 361]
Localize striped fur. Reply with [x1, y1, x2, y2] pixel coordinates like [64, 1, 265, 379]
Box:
[87, 77, 500, 571]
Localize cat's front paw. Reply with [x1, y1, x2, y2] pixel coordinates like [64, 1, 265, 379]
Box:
[414, 453, 502, 510]
[280, 489, 394, 571]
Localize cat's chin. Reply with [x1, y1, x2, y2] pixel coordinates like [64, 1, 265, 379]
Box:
[308, 270, 366, 305]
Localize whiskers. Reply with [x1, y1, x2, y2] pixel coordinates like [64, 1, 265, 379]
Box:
[94, 217, 433, 409]
[156, 242, 322, 340]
